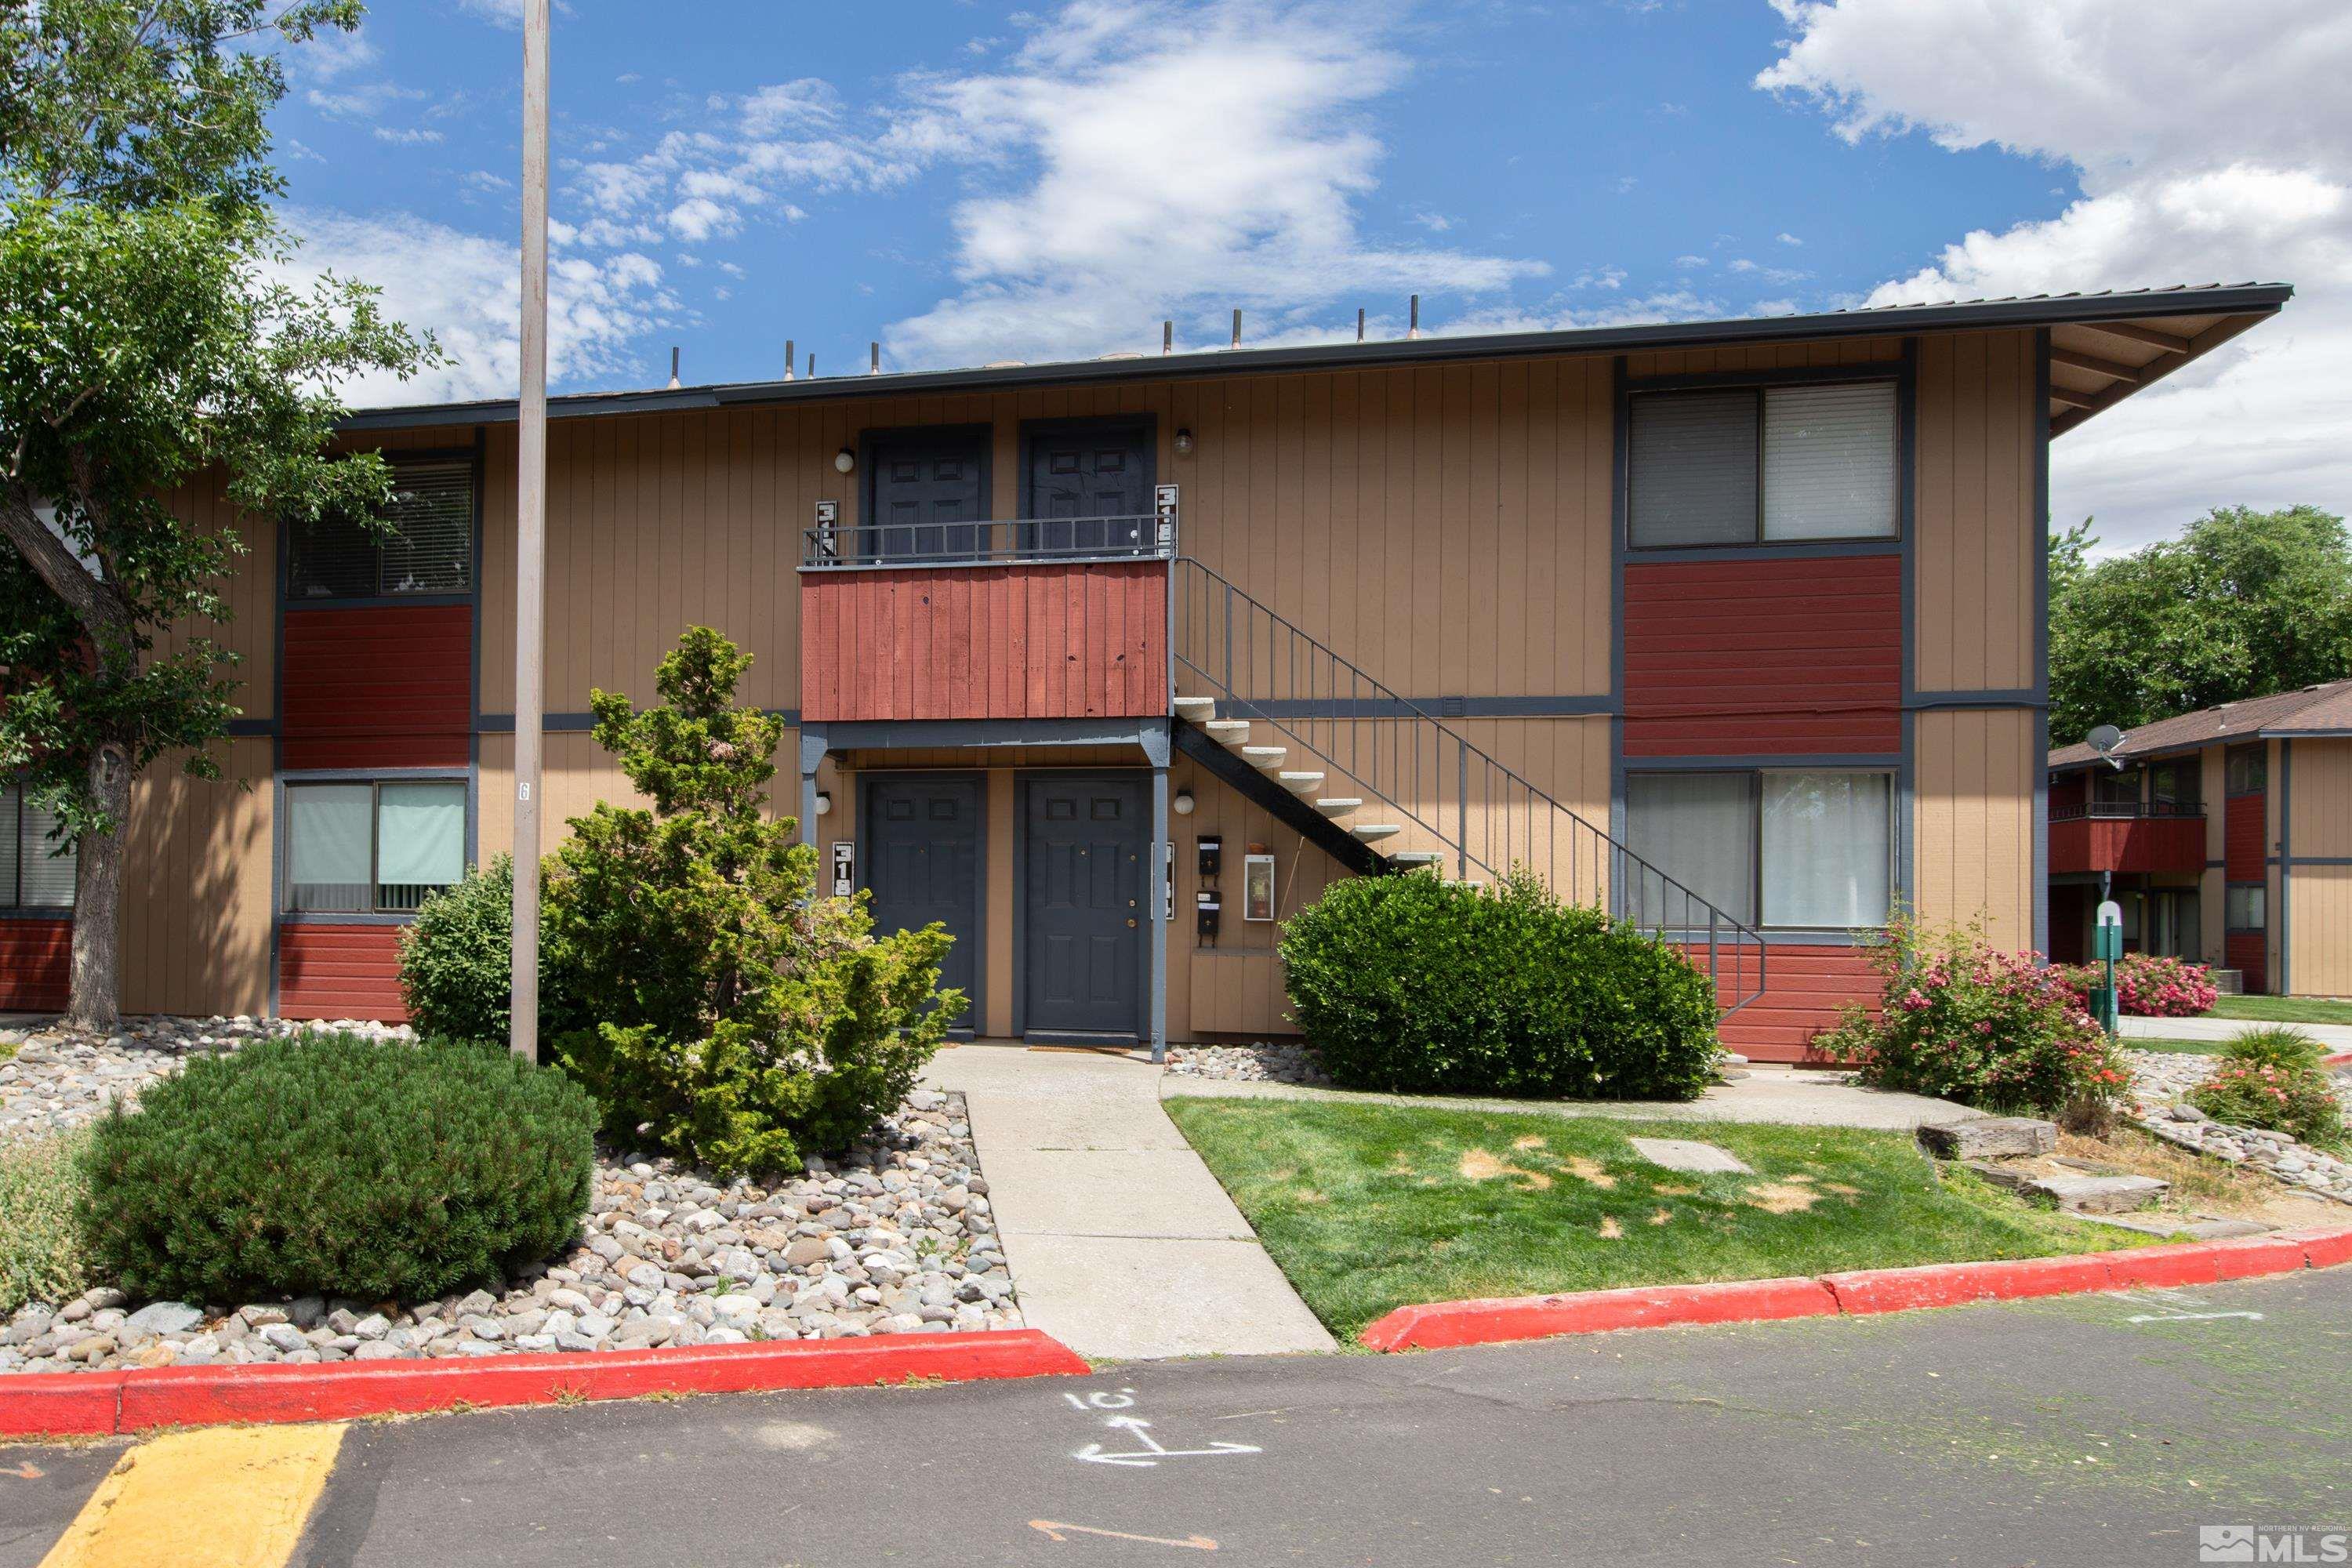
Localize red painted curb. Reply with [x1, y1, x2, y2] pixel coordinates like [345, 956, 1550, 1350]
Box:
[1362, 1225, 2352, 1352]
[2, 1330, 1087, 1439]
[1821, 1251, 2118, 1316]
[1361, 1276, 1837, 1352]
[2321, 1051, 2352, 1069]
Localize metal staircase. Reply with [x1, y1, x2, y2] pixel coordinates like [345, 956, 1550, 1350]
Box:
[1171, 558, 1766, 1014]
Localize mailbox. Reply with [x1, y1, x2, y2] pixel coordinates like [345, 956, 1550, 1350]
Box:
[1196, 891, 1221, 943]
[2092, 900, 2125, 962]
[1197, 835, 1223, 880]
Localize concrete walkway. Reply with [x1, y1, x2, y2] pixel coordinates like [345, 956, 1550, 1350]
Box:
[1162, 1063, 1976, 1131]
[920, 1043, 1336, 1362]
[2121, 1014, 2352, 1049]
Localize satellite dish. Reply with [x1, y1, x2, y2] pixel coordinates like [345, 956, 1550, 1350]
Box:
[2085, 724, 2126, 770]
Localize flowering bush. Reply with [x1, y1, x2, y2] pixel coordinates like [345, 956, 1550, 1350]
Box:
[2189, 1026, 2345, 1149]
[1817, 914, 2126, 1131]
[2052, 953, 2218, 1018]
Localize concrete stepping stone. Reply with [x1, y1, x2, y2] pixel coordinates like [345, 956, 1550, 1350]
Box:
[1917, 1116, 2058, 1160]
[1627, 1137, 1752, 1174]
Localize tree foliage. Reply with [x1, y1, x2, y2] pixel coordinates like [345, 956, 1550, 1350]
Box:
[2048, 506, 2352, 744]
[1, 0, 435, 1027]
[547, 629, 963, 1175]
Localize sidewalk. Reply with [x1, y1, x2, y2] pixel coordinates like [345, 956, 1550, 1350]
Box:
[920, 1044, 1336, 1361]
[1161, 1063, 1976, 1131]
[2121, 1015, 2352, 1050]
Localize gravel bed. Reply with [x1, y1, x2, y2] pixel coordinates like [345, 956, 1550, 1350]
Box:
[0, 1017, 1021, 1374]
[1164, 1041, 1330, 1086]
[2122, 1046, 2352, 1207]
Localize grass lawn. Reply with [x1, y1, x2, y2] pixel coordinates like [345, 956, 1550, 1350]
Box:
[2208, 995, 2352, 1026]
[1164, 1098, 2134, 1342]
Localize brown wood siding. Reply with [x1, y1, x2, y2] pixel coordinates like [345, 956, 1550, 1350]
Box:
[1914, 330, 2037, 692]
[119, 740, 274, 1017]
[2286, 867, 2352, 999]
[1913, 709, 2035, 949]
[1623, 554, 1901, 757]
[800, 561, 1167, 722]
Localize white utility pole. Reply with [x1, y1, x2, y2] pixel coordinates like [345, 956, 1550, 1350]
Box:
[512, 0, 550, 1062]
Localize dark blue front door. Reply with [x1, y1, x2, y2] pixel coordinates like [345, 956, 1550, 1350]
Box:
[865, 775, 982, 1032]
[1023, 775, 1146, 1039]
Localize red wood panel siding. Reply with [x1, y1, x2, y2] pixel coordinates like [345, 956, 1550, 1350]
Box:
[0, 918, 71, 1011]
[1704, 945, 1879, 1063]
[2049, 815, 2207, 876]
[2226, 932, 2267, 996]
[1624, 554, 1902, 757]
[800, 561, 1167, 723]
[2225, 792, 2267, 882]
[278, 924, 407, 1021]
[281, 604, 471, 770]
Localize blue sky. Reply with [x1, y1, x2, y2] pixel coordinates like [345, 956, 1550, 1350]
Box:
[274, 1, 2352, 550]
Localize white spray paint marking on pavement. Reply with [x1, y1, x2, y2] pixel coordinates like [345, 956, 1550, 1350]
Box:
[2117, 1287, 2264, 1323]
[1061, 1388, 1265, 1468]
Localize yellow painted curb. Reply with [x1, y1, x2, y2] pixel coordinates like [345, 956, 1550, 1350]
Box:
[38, 1424, 347, 1568]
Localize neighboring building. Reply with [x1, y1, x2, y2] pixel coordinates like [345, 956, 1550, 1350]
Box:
[2049, 677, 2352, 997]
[0, 285, 2291, 1059]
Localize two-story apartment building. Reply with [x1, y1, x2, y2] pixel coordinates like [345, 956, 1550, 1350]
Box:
[2049, 676, 2352, 997]
[0, 285, 2290, 1059]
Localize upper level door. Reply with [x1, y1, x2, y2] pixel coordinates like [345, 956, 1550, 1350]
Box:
[866, 426, 989, 561]
[1023, 419, 1152, 557]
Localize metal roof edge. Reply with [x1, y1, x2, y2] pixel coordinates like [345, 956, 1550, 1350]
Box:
[336, 283, 2296, 434]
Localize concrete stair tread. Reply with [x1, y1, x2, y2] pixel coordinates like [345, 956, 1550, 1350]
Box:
[1203, 720, 1251, 742]
[1352, 823, 1403, 840]
[1313, 798, 1363, 815]
[1173, 697, 1218, 721]
[1239, 746, 1287, 769]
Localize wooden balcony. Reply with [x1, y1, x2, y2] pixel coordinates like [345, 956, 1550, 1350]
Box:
[798, 510, 1173, 724]
[2049, 803, 2206, 875]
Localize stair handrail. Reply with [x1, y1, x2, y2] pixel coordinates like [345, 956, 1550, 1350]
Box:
[1171, 557, 1766, 1014]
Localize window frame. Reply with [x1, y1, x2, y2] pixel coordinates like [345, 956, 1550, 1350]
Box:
[282, 448, 483, 608]
[2225, 745, 2267, 797]
[2224, 882, 2267, 934]
[0, 781, 77, 913]
[1622, 364, 1910, 553]
[277, 771, 473, 921]
[1624, 765, 1900, 935]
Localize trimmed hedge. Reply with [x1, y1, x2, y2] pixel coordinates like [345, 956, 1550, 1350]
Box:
[78, 1033, 597, 1305]
[1278, 871, 1719, 1100]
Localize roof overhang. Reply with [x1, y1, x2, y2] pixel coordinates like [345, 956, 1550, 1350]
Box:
[337, 282, 2294, 435]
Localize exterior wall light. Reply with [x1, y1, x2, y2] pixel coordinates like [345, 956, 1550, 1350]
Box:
[1173, 789, 1195, 815]
[833, 447, 856, 474]
[814, 792, 833, 815]
[1173, 428, 1195, 456]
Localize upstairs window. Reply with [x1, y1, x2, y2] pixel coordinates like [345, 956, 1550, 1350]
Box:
[284, 779, 466, 913]
[2090, 767, 2142, 814]
[2148, 759, 2200, 814]
[2226, 746, 2267, 796]
[1628, 381, 1898, 546]
[0, 782, 76, 909]
[287, 458, 474, 601]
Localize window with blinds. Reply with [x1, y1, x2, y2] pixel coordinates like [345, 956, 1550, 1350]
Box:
[1628, 380, 1897, 546]
[1, 782, 77, 909]
[286, 459, 474, 600]
[284, 779, 466, 913]
[1625, 768, 1893, 931]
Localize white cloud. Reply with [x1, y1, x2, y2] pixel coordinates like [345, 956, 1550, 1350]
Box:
[1673, 253, 1708, 268]
[1776, 231, 1804, 246]
[879, 0, 1545, 366]
[1760, 0, 2352, 548]
[372, 126, 445, 146]
[292, 25, 377, 83]
[274, 209, 670, 405]
[306, 82, 427, 121]
[1413, 211, 1454, 232]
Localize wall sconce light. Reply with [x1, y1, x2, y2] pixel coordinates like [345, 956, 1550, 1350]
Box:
[833, 447, 856, 474]
[1172, 428, 1195, 457]
[1173, 789, 1195, 815]
[814, 792, 833, 815]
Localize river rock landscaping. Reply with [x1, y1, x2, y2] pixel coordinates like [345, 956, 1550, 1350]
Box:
[1165, 1041, 1331, 1085]
[0, 1017, 1022, 1375]
[2124, 1047, 2352, 1207]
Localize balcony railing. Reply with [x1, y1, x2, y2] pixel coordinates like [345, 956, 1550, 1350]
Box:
[800, 514, 1174, 569]
[2049, 800, 2204, 823]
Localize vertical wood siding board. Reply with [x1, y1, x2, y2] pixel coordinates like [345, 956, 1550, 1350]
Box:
[1954, 334, 1991, 691]
[1437, 365, 1470, 697]
[1497, 360, 1530, 699]
[1276, 375, 1306, 653]
[1584, 359, 1613, 699]
[1327, 372, 1360, 688]
[1552, 360, 1584, 697]
[1300, 373, 1332, 664]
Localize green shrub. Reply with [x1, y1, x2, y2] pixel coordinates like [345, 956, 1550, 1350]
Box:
[78, 1033, 597, 1305]
[1818, 914, 2126, 1131]
[397, 854, 583, 1044]
[548, 629, 961, 1175]
[2190, 1027, 2344, 1147]
[1, 1131, 89, 1314]
[1277, 869, 1719, 1100]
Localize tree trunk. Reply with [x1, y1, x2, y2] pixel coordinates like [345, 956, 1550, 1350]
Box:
[62, 742, 130, 1035]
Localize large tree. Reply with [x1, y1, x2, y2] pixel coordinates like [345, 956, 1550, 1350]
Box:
[1, 0, 437, 1029]
[2048, 505, 2352, 746]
